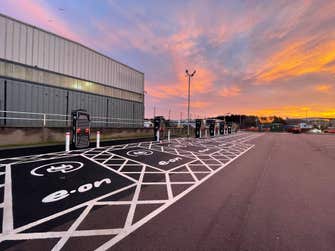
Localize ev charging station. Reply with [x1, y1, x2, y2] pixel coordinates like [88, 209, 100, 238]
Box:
[219, 121, 225, 135]
[195, 119, 201, 138]
[207, 119, 215, 137]
[71, 109, 90, 149]
[227, 122, 232, 134]
[154, 116, 166, 141]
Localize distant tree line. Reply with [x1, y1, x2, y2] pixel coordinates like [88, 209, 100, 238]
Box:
[214, 115, 287, 128]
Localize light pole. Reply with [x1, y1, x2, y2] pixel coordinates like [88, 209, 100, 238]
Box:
[186, 69, 196, 137]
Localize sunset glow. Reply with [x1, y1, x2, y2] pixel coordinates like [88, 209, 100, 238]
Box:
[1, 0, 334, 119]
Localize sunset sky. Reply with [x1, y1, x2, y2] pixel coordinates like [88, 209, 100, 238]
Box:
[1, 0, 335, 119]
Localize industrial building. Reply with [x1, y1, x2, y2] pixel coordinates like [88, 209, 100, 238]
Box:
[0, 13, 144, 128]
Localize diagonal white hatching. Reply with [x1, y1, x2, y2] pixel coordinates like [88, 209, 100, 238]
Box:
[0, 132, 263, 250]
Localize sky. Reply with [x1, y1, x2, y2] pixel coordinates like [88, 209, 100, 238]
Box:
[1, 0, 335, 119]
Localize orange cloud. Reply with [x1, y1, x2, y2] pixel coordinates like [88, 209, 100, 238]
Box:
[256, 39, 335, 82]
[252, 105, 335, 118]
[178, 101, 211, 109]
[315, 84, 332, 92]
[147, 66, 216, 100]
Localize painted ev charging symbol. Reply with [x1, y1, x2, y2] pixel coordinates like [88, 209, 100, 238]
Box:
[30, 161, 84, 177]
[11, 156, 135, 228]
[126, 149, 153, 157]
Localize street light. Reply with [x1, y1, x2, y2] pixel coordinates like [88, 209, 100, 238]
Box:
[186, 69, 196, 137]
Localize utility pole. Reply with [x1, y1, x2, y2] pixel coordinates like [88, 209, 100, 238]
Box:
[185, 69, 196, 137]
[168, 109, 171, 120]
[153, 106, 156, 118]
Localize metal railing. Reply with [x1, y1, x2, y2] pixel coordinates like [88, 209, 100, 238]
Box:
[0, 110, 143, 128]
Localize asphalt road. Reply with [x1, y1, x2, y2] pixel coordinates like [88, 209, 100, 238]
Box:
[1, 132, 335, 251]
[112, 133, 335, 251]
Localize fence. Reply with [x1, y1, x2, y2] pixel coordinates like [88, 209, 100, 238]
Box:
[0, 110, 143, 128]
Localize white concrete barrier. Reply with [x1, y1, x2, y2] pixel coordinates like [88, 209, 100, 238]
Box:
[156, 130, 160, 142]
[65, 132, 70, 152]
[96, 131, 101, 148]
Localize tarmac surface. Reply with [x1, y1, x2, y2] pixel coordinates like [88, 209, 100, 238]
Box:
[0, 132, 334, 250]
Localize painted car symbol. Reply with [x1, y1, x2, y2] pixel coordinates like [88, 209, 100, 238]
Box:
[31, 161, 84, 177]
[126, 149, 153, 157]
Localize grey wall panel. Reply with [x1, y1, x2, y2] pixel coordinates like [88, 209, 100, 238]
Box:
[54, 36, 60, 73]
[63, 39, 69, 75]
[72, 44, 77, 77]
[84, 49, 88, 80]
[12, 21, 20, 63]
[26, 26, 33, 65]
[77, 46, 82, 79]
[0, 80, 4, 126]
[32, 29, 38, 67]
[37, 30, 43, 68]
[18, 23, 26, 64]
[85, 49, 89, 80]
[49, 35, 55, 71]
[0, 76, 143, 128]
[59, 39, 65, 74]
[44, 32, 50, 70]
[0, 16, 5, 59]
[68, 42, 73, 76]
[5, 19, 13, 61]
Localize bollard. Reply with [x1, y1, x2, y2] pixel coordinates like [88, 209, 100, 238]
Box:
[96, 131, 100, 148]
[205, 129, 208, 138]
[168, 129, 171, 142]
[65, 132, 70, 152]
[43, 114, 46, 127]
[156, 130, 160, 142]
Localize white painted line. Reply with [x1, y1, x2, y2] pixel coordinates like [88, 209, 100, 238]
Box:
[96, 144, 256, 250]
[80, 154, 138, 184]
[117, 159, 129, 172]
[185, 164, 199, 182]
[2, 164, 13, 234]
[94, 200, 168, 206]
[124, 165, 146, 228]
[165, 173, 173, 200]
[1, 229, 122, 240]
[52, 204, 93, 251]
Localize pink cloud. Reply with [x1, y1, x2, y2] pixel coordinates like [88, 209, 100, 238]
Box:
[2, 0, 84, 44]
[219, 86, 241, 97]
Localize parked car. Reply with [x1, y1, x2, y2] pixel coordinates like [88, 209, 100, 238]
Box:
[291, 127, 302, 134]
[308, 128, 322, 134]
[324, 128, 335, 133]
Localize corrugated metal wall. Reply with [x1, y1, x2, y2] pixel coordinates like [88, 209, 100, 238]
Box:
[0, 14, 144, 94]
[0, 79, 4, 126]
[0, 77, 144, 128]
